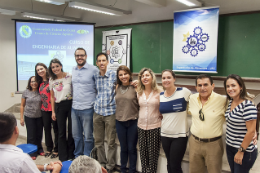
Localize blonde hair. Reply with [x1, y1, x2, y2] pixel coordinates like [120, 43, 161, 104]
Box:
[137, 68, 160, 95]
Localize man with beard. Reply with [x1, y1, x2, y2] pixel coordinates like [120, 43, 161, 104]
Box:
[71, 48, 99, 158]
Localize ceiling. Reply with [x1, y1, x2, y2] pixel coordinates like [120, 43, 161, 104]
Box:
[0, 0, 260, 26]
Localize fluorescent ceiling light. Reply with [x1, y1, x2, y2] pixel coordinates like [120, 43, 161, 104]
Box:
[0, 8, 16, 15]
[35, 0, 69, 5]
[22, 12, 75, 21]
[69, 2, 123, 16]
[176, 0, 200, 7]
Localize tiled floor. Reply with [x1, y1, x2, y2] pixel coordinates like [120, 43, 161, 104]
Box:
[16, 137, 121, 173]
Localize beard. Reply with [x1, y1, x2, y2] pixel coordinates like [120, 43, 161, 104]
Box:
[77, 59, 86, 66]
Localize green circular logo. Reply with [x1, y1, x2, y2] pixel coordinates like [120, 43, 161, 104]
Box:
[19, 25, 32, 38]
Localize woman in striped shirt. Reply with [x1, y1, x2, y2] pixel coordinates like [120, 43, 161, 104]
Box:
[224, 74, 258, 173]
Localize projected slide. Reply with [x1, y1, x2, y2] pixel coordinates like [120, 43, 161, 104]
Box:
[16, 21, 94, 91]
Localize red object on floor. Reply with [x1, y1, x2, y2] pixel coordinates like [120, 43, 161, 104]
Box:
[39, 152, 45, 156]
[31, 156, 36, 160]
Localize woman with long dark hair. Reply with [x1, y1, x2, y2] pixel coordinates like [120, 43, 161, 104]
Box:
[35, 63, 58, 158]
[224, 74, 258, 173]
[20, 76, 44, 160]
[115, 65, 139, 173]
[48, 58, 75, 161]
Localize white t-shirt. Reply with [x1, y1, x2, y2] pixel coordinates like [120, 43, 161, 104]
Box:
[159, 87, 191, 138]
[0, 144, 41, 173]
[49, 73, 73, 103]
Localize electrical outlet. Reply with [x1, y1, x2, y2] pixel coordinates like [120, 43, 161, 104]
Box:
[11, 92, 14, 97]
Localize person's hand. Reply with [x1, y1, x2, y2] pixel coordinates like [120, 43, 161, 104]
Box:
[102, 167, 108, 173]
[253, 131, 258, 145]
[52, 112, 56, 121]
[20, 118, 24, 126]
[130, 80, 138, 88]
[234, 151, 244, 165]
[52, 161, 62, 171]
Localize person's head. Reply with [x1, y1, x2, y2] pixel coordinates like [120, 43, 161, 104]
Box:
[27, 76, 38, 91]
[69, 155, 107, 173]
[0, 112, 18, 143]
[195, 74, 214, 100]
[75, 48, 87, 67]
[96, 53, 109, 72]
[161, 69, 176, 90]
[116, 65, 132, 86]
[35, 63, 49, 84]
[48, 58, 63, 80]
[224, 74, 248, 100]
[137, 68, 159, 94]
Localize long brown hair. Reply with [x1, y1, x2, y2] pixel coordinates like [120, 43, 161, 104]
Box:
[35, 63, 49, 84]
[48, 58, 63, 80]
[116, 65, 132, 85]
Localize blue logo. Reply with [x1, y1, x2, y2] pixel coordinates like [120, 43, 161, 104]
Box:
[19, 25, 32, 38]
[182, 26, 209, 57]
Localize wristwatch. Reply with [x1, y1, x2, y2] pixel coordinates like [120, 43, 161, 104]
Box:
[238, 146, 246, 152]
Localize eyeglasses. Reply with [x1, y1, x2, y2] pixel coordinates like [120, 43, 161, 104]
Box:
[199, 108, 205, 121]
[75, 54, 86, 58]
[31, 81, 37, 83]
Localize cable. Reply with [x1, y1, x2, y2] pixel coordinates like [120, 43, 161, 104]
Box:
[63, 2, 68, 16]
[31, 0, 34, 11]
[110, 0, 118, 7]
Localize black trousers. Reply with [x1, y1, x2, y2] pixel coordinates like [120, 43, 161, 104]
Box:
[42, 111, 58, 152]
[24, 116, 43, 157]
[161, 136, 188, 173]
[55, 100, 75, 161]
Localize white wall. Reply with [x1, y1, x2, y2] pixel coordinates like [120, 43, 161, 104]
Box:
[0, 14, 21, 112]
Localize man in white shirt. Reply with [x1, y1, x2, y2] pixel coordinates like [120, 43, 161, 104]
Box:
[0, 112, 62, 173]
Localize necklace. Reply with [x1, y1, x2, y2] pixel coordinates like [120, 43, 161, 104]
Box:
[120, 85, 129, 94]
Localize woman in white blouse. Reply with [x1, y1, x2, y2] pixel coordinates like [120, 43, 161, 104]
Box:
[48, 58, 75, 161]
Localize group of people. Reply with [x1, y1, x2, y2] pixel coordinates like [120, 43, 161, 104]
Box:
[17, 47, 258, 173]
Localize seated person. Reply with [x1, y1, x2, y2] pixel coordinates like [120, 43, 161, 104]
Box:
[69, 155, 107, 173]
[0, 112, 62, 173]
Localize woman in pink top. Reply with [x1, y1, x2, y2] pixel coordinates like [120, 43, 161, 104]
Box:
[136, 68, 163, 173]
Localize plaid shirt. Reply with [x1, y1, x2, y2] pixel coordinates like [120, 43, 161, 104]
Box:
[94, 70, 117, 116]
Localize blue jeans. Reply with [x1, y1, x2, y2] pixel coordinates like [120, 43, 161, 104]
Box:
[116, 119, 138, 173]
[226, 144, 258, 173]
[71, 107, 94, 157]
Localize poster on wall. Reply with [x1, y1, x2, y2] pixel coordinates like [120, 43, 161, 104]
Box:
[102, 28, 132, 71]
[173, 7, 219, 73]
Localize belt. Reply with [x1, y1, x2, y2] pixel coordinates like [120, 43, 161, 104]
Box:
[192, 134, 221, 143]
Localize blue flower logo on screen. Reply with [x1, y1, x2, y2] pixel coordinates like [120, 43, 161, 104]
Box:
[19, 25, 32, 38]
[182, 26, 209, 57]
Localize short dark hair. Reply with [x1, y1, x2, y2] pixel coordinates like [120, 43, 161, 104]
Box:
[96, 52, 108, 61]
[74, 48, 87, 56]
[26, 76, 36, 91]
[116, 65, 133, 85]
[162, 69, 176, 78]
[195, 74, 213, 86]
[48, 58, 63, 80]
[0, 112, 17, 143]
[35, 63, 49, 84]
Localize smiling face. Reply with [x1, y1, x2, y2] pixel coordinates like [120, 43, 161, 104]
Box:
[96, 54, 109, 72]
[51, 63, 62, 75]
[141, 70, 153, 87]
[30, 77, 38, 89]
[118, 70, 130, 86]
[196, 78, 215, 100]
[75, 49, 87, 67]
[162, 71, 175, 89]
[36, 65, 47, 78]
[225, 78, 242, 99]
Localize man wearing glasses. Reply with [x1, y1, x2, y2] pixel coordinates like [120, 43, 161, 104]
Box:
[71, 48, 99, 158]
[188, 74, 226, 173]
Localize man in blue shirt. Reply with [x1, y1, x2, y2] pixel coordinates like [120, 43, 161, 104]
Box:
[93, 53, 117, 173]
[71, 48, 99, 158]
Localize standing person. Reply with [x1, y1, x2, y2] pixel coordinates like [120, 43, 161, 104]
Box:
[188, 74, 226, 173]
[136, 68, 163, 173]
[49, 58, 75, 161]
[20, 76, 44, 160]
[35, 63, 59, 158]
[115, 65, 139, 173]
[71, 48, 99, 158]
[159, 70, 191, 173]
[224, 74, 258, 173]
[93, 53, 117, 173]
